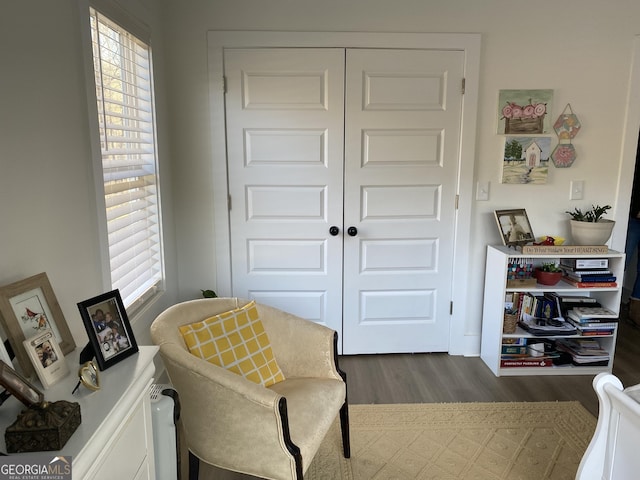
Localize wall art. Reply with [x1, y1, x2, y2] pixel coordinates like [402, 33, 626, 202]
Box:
[501, 136, 552, 184]
[497, 89, 554, 135]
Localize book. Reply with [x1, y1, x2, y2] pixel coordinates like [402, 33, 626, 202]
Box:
[556, 338, 610, 364]
[570, 306, 618, 319]
[563, 272, 617, 282]
[579, 330, 615, 336]
[566, 317, 616, 335]
[545, 293, 600, 317]
[500, 358, 553, 368]
[501, 345, 528, 355]
[562, 277, 617, 288]
[554, 295, 599, 303]
[566, 314, 618, 327]
[560, 258, 609, 269]
[519, 315, 577, 336]
[559, 267, 612, 275]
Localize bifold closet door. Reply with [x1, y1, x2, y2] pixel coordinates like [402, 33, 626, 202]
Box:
[223, 48, 345, 335]
[223, 47, 464, 354]
[341, 49, 464, 354]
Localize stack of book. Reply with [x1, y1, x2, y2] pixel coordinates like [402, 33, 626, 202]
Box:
[566, 306, 618, 336]
[559, 258, 617, 288]
[555, 337, 610, 366]
[500, 338, 555, 367]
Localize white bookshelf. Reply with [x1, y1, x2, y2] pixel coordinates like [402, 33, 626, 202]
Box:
[480, 245, 624, 376]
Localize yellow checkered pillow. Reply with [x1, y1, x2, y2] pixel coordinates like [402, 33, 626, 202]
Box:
[179, 301, 285, 387]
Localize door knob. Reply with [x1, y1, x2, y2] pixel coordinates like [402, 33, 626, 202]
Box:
[347, 226, 358, 237]
[329, 226, 340, 236]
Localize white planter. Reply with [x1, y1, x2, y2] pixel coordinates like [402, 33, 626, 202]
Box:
[569, 219, 615, 246]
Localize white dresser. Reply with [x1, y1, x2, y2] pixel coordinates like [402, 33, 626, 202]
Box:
[0, 345, 159, 479]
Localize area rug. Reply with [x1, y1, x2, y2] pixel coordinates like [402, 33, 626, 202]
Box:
[304, 402, 596, 480]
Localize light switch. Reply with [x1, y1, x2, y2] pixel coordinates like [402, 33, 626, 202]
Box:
[476, 181, 490, 201]
[570, 180, 584, 200]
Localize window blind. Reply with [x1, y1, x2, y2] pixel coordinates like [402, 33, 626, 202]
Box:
[90, 8, 163, 309]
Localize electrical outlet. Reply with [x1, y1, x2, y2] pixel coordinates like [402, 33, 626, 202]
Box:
[570, 180, 584, 200]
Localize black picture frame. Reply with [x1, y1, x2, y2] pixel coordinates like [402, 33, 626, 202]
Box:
[77, 290, 138, 371]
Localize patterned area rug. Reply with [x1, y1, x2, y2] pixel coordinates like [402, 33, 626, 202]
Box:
[305, 402, 596, 480]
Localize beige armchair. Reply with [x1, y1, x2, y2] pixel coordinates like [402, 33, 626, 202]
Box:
[150, 298, 350, 480]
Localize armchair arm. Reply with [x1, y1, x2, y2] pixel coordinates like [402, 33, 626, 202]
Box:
[257, 303, 342, 380]
[159, 344, 299, 480]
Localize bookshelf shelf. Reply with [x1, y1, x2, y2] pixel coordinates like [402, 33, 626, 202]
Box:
[480, 245, 624, 377]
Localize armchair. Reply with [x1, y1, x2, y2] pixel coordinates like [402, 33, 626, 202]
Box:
[150, 298, 350, 480]
[576, 373, 640, 479]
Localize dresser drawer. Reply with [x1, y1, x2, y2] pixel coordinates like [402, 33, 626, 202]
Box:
[90, 398, 151, 480]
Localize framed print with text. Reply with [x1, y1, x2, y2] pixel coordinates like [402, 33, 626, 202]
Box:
[0, 273, 76, 377]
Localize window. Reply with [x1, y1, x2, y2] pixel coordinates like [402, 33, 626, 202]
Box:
[89, 8, 163, 309]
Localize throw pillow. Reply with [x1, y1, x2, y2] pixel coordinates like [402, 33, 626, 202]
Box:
[179, 301, 285, 387]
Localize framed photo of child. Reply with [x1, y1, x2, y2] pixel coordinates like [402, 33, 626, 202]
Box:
[77, 290, 138, 371]
[494, 209, 535, 247]
[23, 329, 69, 389]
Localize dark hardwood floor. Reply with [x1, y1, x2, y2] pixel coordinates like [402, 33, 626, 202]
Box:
[194, 311, 640, 479]
[340, 313, 640, 417]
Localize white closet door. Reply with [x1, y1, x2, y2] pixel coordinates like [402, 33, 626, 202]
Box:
[223, 48, 345, 333]
[341, 49, 464, 354]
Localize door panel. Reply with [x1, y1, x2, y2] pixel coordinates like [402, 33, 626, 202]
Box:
[342, 49, 464, 354]
[224, 47, 464, 354]
[224, 49, 345, 332]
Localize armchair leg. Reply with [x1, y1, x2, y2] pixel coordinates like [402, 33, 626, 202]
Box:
[188, 451, 200, 480]
[333, 332, 351, 459]
[340, 402, 351, 458]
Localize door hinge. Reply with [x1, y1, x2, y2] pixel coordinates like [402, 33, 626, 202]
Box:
[450, 301, 454, 315]
[461, 78, 465, 94]
[223, 76, 227, 94]
[228, 194, 232, 211]
[455, 194, 459, 210]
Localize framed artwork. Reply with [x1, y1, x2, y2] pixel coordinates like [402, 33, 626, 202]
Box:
[0, 273, 76, 378]
[77, 289, 138, 371]
[497, 89, 554, 135]
[501, 136, 551, 184]
[0, 360, 44, 408]
[23, 329, 69, 389]
[494, 209, 535, 246]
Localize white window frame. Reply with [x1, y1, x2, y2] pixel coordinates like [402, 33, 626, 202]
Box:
[81, 2, 164, 314]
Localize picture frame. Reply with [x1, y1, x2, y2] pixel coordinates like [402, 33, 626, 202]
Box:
[494, 209, 535, 247]
[23, 329, 69, 389]
[0, 273, 76, 378]
[0, 359, 44, 408]
[77, 289, 138, 371]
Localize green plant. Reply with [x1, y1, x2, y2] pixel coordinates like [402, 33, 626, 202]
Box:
[201, 289, 218, 298]
[565, 204, 612, 222]
[539, 262, 562, 273]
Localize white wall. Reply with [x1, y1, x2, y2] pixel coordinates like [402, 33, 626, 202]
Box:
[160, 0, 640, 355]
[2, 1, 639, 359]
[0, 0, 178, 352]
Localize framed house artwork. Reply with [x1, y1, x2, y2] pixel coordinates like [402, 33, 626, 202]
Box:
[497, 89, 554, 135]
[501, 136, 552, 184]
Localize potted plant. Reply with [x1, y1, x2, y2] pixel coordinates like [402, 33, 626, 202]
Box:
[534, 262, 563, 286]
[565, 204, 614, 245]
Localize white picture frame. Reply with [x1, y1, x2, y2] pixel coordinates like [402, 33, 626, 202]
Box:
[23, 329, 69, 389]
